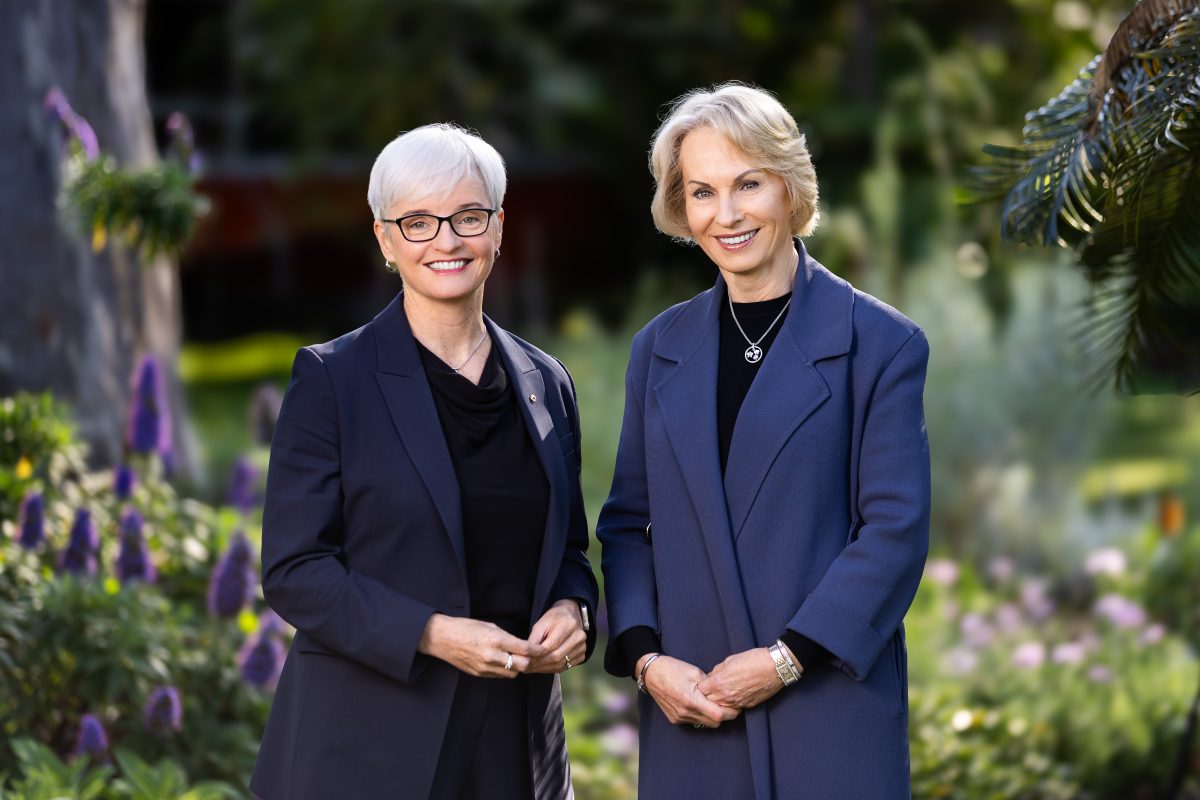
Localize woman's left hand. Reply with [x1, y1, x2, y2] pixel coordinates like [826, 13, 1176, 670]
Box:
[697, 648, 785, 710]
[524, 599, 587, 674]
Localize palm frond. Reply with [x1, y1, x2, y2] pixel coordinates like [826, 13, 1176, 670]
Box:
[975, 4, 1200, 392]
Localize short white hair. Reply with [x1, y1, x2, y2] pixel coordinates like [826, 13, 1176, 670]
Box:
[367, 123, 507, 219]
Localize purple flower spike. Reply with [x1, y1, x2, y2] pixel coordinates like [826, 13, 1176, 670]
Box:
[113, 465, 137, 500]
[72, 714, 109, 761]
[239, 632, 285, 690]
[207, 532, 256, 618]
[18, 491, 45, 549]
[43, 87, 99, 161]
[227, 457, 259, 513]
[127, 355, 172, 459]
[258, 608, 287, 637]
[115, 508, 155, 585]
[143, 685, 183, 736]
[58, 508, 99, 576]
[249, 383, 284, 446]
[165, 112, 201, 176]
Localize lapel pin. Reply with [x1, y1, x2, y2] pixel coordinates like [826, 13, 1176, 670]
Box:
[529, 393, 537, 403]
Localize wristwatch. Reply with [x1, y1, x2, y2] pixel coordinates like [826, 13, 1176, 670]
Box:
[576, 600, 591, 632]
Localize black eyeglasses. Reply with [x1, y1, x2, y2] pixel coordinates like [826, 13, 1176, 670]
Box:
[381, 207, 496, 242]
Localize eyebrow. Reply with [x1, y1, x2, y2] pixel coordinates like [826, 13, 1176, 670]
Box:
[686, 169, 764, 187]
[398, 201, 486, 216]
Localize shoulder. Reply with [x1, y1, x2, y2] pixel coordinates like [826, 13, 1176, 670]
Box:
[628, 290, 711, 362]
[848, 283, 926, 363]
[499, 328, 574, 391]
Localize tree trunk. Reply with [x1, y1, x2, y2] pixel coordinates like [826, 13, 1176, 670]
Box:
[0, 0, 195, 477]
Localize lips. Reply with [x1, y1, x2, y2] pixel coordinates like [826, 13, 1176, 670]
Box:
[715, 229, 758, 250]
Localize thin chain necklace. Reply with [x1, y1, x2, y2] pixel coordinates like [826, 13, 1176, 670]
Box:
[727, 292, 792, 364]
[448, 330, 489, 373]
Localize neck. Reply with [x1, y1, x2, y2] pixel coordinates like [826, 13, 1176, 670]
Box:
[723, 241, 799, 302]
[402, 290, 487, 362]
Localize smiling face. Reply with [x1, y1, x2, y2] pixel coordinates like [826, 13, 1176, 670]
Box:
[678, 125, 797, 300]
[372, 175, 503, 308]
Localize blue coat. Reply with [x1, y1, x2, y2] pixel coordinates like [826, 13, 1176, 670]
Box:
[599, 242, 930, 799]
[250, 293, 598, 800]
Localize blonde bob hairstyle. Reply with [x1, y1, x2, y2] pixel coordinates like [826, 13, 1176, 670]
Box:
[367, 123, 506, 220]
[649, 83, 820, 241]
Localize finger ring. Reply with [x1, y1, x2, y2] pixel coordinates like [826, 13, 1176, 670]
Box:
[564, 654, 572, 670]
[504, 653, 514, 671]
[693, 723, 704, 729]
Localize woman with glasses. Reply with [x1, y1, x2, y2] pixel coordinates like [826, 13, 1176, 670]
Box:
[598, 83, 930, 798]
[251, 123, 597, 800]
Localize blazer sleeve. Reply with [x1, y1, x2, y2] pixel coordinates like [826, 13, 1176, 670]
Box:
[546, 362, 600, 661]
[597, 333, 660, 678]
[786, 329, 931, 680]
[261, 347, 437, 685]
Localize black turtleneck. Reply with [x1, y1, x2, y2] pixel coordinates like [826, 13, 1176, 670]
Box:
[616, 285, 832, 680]
[417, 339, 549, 639]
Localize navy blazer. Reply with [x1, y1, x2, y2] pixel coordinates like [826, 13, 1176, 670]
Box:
[599, 241, 930, 800]
[250, 292, 598, 800]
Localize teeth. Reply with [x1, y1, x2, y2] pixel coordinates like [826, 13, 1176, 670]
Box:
[428, 259, 468, 271]
[718, 231, 755, 245]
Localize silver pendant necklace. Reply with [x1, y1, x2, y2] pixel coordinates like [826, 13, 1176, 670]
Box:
[727, 292, 792, 364]
[448, 330, 489, 373]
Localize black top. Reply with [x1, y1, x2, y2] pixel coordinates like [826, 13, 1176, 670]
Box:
[417, 339, 549, 639]
[616, 284, 832, 676]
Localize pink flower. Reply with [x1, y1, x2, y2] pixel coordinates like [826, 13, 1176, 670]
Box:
[926, 559, 959, 587]
[994, 603, 1024, 633]
[1012, 641, 1046, 669]
[960, 613, 994, 648]
[1051, 641, 1087, 665]
[1088, 665, 1114, 683]
[1019, 579, 1055, 621]
[1084, 548, 1127, 578]
[1094, 594, 1147, 629]
[987, 556, 1015, 584]
[944, 647, 979, 675]
[600, 723, 639, 758]
[1140, 623, 1166, 646]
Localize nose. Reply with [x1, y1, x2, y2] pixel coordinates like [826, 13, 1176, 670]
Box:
[715, 192, 743, 229]
[432, 218, 464, 248]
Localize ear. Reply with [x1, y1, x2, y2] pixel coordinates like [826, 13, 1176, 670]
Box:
[373, 219, 394, 261]
[493, 207, 504, 250]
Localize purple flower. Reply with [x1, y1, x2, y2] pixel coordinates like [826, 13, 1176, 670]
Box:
[944, 647, 979, 675]
[17, 491, 45, 549]
[257, 609, 287, 637]
[600, 688, 634, 715]
[1084, 548, 1127, 578]
[238, 632, 285, 690]
[1094, 594, 1147, 629]
[113, 465, 137, 500]
[72, 714, 108, 761]
[1011, 641, 1046, 669]
[599, 723, 639, 758]
[114, 508, 155, 584]
[1051, 641, 1087, 665]
[1019, 579, 1055, 622]
[143, 685, 183, 736]
[1088, 664, 1114, 683]
[207, 532, 255, 617]
[126, 356, 172, 459]
[249, 384, 284, 446]
[227, 457, 259, 513]
[994, 603, 1024, 633]
[1140, 623, 1167, 646]
[959, 613, 994, 649]
[986, 556, 1015, 584]
[165, 112, 202, 175]
[44, 88, 99, 161]
[58, 508, 98, 576]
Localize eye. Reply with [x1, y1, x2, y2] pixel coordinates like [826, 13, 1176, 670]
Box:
[458, 213, 483, 225]
[690, 188, 712, 200]
[740, 180, 760, 191]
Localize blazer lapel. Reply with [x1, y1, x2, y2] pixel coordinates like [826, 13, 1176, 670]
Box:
[723, 241, 854, 539]
[651, 285, 758, 655]
[372, 293, 467, 577]
[486, 319, 571, 622]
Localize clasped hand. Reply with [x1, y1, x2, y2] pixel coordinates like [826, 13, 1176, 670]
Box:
[641, 647, 787, 729]
[418, 599, 586, 678]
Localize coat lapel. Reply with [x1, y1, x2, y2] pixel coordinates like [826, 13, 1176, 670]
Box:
[651, 285, 758, 655]
[723, 242, 854, 539]
[486, 319, 571, 622]
[372, 292, 467, 577]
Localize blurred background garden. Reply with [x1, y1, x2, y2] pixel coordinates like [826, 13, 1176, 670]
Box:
[2, 0, 1200, 797]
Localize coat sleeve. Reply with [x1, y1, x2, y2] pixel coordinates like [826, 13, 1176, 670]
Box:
[261, 347, 437, 685]
[597, 333, 660, 678]
[786, 329, 931, 680]
[546, 362, 601, 661]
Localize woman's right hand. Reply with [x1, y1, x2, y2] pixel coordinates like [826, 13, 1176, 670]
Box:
[418, 613, 550, 678]
[639, 654, 741, 728]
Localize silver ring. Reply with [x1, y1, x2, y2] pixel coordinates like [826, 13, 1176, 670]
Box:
[504, 653, 514, 671]
[564, 654, 572, 670]
[693, 723, 704, 729]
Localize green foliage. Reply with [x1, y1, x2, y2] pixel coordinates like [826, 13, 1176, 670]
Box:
[0, 394, 84, 522]
[62, 155, 207, 260]
[111, 750, 238, 800]
[1144, 528, 1200, 651]
[0, 740, 111, 800]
